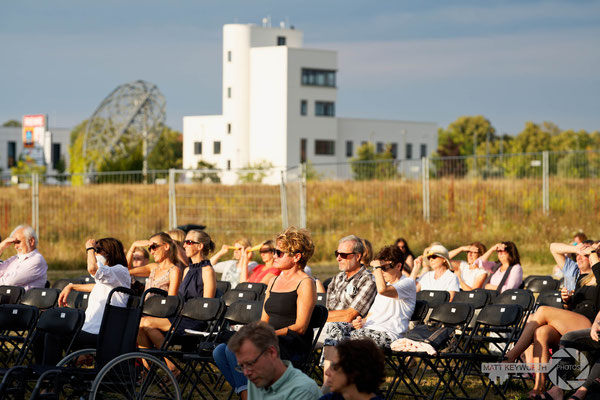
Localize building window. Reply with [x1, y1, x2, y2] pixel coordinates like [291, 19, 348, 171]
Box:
[214, 141, 221, 155]
[346, 141, 353, 157]
[227, 87, 232, 98]
[301, 68, 336, 87]
[7, 141, 16, 168]
[361, 141, 367, 147]
[315, 101, 335, 117]
[300, 139, 307, 163]
[390, 143, 398, 159]
[315, 140, 335, 156]
[300, 100, 307, 116]
[227, 160, 231, 170]
[227, 51, 232, 62]
[277, 36, 286, 46]
[194, 142, 202, 155]
[420, 144, 427, 158]
[227, 123, 231, 134]
[376, 142, 384, 153]
[406, 143, 413, 160]
[51, 143, 61, 169]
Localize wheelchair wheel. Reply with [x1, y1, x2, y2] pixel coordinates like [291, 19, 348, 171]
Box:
[89, 352, 180, 400]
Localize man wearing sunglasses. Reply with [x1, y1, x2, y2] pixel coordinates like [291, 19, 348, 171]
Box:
[0, 224, 48, 291]
[320, 235, 377, 393]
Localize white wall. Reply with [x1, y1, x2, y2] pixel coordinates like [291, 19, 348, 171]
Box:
[182, 115, 226, 169]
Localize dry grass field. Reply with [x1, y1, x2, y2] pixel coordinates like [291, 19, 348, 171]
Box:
[1, 177, 597, 279]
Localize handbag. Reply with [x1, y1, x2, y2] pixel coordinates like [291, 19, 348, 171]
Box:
[405, 324, 453, 350]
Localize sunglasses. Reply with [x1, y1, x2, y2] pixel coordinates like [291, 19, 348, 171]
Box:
[259, 249, 272, 254]
[427, 255, 439, 261]
[335, 251, 355, 259]
[148, 243, 162, 251]
[376, 262, 394, 272]
[184, 240, 199, 245]
[273, 249, 300, 258]
[94, 247, 102, 253]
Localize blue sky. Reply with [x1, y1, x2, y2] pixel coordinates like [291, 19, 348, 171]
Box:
[1, 0, 599, 136]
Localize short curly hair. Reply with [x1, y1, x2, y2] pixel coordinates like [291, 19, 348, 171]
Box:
[275, 226, 314, 268]
[336, 338, 385, 394]
[373, 245, 405, 266]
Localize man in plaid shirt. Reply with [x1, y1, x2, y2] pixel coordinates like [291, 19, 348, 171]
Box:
[321, 235, 377, 391]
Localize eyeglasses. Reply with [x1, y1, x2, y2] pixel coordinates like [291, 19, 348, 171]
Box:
[427, 255, 439, 261]
[273, 249, 300, 258]
[376, 262, 394, 272]
[234, 348, 267, 373]
[335, 251, 355, 259]
[148, 243, 163, 252]
[259, 249, 272, 254]
[496, 249, 507, 253]
[184, 240, 199, 246]
[94, 247, 102, 253]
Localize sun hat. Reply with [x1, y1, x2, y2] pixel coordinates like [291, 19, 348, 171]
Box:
[426, 244, 453, 271]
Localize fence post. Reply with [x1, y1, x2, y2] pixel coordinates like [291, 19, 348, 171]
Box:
[542, 151, 549, 215]
[280, 170, 289, 229]
[168, 168, 177, 229]
[300, 163, 307, 229]
[421, 157, 430, 222]
[32, 173, 39, 239]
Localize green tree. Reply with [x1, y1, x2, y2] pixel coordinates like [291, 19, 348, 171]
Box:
[237, 160, 274, 183]
[192, 160, 221, 183]
[2, 119, 21, 127]
[11, 155, 47, 181]
[305, 160, 324, 181]
[351, 143, 397, 180]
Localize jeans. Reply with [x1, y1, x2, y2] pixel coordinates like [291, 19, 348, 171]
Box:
[212, 343, 247, 394]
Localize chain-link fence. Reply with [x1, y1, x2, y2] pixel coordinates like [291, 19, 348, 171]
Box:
[0, 150, 598, 268]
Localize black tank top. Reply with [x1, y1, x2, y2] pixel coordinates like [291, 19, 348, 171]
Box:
[264, 276, 310, 330]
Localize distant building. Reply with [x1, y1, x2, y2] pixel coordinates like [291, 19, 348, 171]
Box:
[183, 22, 437, 175]
[0, 125, 70, 175]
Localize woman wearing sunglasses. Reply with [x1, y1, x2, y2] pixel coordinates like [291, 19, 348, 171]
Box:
[415, 244, 460, 302]
[476, 241, 523, 293]
[213, 226, 316, 400]
[128, 232, 182, 296]
[239, 240, 281, 285]
[211, 237, 258, 287]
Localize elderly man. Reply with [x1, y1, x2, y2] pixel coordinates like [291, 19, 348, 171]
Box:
[320, 235, 377, 391]
[0, 225, 48, 290]
[229, 321, 321, 400]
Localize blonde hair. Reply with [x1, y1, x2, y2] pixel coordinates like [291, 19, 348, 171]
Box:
[580, 273, 596, 287]
[275, 226, 315, 268]
[168, 229, 185, 245]
[235, 237, 252, 249]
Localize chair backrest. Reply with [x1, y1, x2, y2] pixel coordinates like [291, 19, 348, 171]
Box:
[523, 275, 553, 288]
[180, 297, 224, 323]
[417, 290, 450, 309]
[96, 287, 142, 369]
[0, 285, 26, 304]
[222, 289, 258, 307]
[537, 292, 564, 309]
[410, 300, 429, 323]
[216, 280, 231, 295]
[234, 282, 267, 297]
[141, 288, 183, 319]
[51, 278, 79, 291]
[224, 299, 263, 325]
[32, 307, 86, 365]
[20, 288, 60, 310]
[429, 302, 474, 327]
[472, 288, 497, 302]
[494, 289, 535, 311]
[475, 303, 523, 328]
[452, 290, 490, 310]
[525, 277, 560, 293]
[316, 292, 327, 308]
[78, 275, 94, 284]
[0, 304, 39, 367]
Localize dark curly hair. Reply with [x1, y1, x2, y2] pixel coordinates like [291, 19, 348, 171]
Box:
[335, 338, 385, 394]
[373, 245, 406, 267]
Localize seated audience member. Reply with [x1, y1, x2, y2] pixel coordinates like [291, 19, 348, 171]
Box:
[360, 238, 374, 267]
[449, 242, 488, 291]
[413, 245, 460, 301]
[0, 225, 48, 290]
[129, 232, 182, 295]
[476, 241, 523, 293]
[321, 245, 415, 389]
[211, 237, 258, 287]
[503, 243, 599, 397]
[320, 338, 385, 400]
[214, 227, 317, 399]
[395, 237, 415, 270]
[240, 240, 280, 285]
[228, 321, 321, 400]
[131, 247, 150, 269]
[57, 238, 130, 350]
[550, 239, 594, 282]
[552, 232, 588, 280]
[167, 228, 190, 269]
[136, 229, 218, 373]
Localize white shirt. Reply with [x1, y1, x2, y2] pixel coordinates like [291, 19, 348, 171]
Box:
[364, 276, 416, 340]
[458, 261, 487, 288]
[82, 262, 131, 335]
[418, 269, 460, 293]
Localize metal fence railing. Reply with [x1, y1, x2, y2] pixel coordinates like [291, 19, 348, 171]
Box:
[0, 150, 598, 268]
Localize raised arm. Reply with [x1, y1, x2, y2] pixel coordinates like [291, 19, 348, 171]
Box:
[210, 244, 230, 266]
[549, 242, 575, 268]
[372, 261, 399, 299]
[449, 245, 469, 260]
[86, 239, 99, 276]
[410, 256, 423, 280]
[125, 240, 152, 268]
[239, 247, 251, 283]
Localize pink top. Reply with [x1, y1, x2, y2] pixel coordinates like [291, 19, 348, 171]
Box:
[145, 265, 176, 293]
[248, 264, 280, 283]
[476, 260, 523, 293]
[0, 249, 48, 290]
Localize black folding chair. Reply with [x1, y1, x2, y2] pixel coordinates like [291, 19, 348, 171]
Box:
[452, 290, 491, 329]
[297, 305, 328, 373]
[525, 277, 560, 294]
[51, 278, 79, 291]
[221, 289, 258, 307]
[522, 275, 553, 289]
[215, 280, 231, 295]
[316, 292, 327, 308]
[20, 288, 60, 311]
[417, 290, 449, 322]
[493, 289, 535, 332]
[537, 291, 563, 309]
[410, 300, 429, 325]
[0, 286, 25, 305]
[0, 304, 38, 369]
[233, 282, 267, 298]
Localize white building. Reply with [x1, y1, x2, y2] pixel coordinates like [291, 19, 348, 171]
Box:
[0, 125, 70, 175]
[183, 22, 437, 176]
